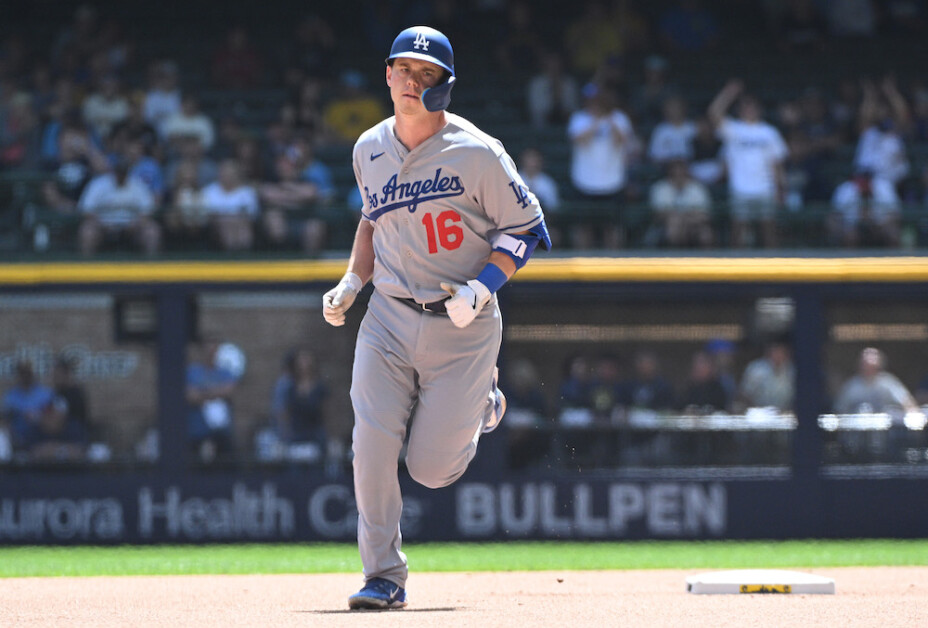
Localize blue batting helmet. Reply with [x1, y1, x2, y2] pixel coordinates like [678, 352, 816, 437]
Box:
[386, 26, 455, 112]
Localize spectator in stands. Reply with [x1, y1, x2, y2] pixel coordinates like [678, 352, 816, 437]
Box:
[706, 338, 738, 407]
[740, 339, 795, 412]
[20, 356, 91, 462]
[162, 159, 207, 246]
[526, 50, 580, 129]
[29, 62, 58, 119]
[210, 25, 263, 89]
[291, 77, 327, 139]
[40, 113, 108, 213]
[52, 356, 89, 435]
[270, 347, 328, 447]
[834, 347, 919, 419]
[323, 70, 388, 145]
[679, 350, 730, 414]
[590, 354, 626, 422]
[164, 135, 218, 190]
[38, 79, 81, 166]
[142, 60, 181, 137]
[0, 91, 41, 171]
[854, 77, 911, 188]
[109, 98, 160, 161]
[161, 95, 215, 153]
[51, 4, 100, 71]
[631, 55, 677, 131]
[2, 360, 54, 453]
[77, 158, 161, 256]
[780, 87, 843, 204]
[657, 0, 720, 53]
[567, 82, 635, 248]
[186, 338, 239, 462]
[625, 350, 675, 411]
[259, 152, 328, 254]
[648, 158, 714, 248]
[689, 114, 724, 187]
[503, 357, 549, 424]
[564, 1, 623, 75]
[201, 158, 259, 251]
[648, 95, 697, 166]
[558, 355, 596, 424]
[517, 147, 560, 212]
[81, 74, 129, 140]
[232, 135, 267, 184]
[496, 0, 543, 74]
[708, 79, 789, 248]
[124, 136, 165, 205]
[283, 14, 336, 92]
[210, 115, 247, 162]
[828, 167, 901, 248]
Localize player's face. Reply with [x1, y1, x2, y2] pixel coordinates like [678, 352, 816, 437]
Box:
[387, 58, 443, 114]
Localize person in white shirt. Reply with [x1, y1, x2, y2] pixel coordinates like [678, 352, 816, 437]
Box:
[201, 158, 259, 250]
[740, 339, 795, 412]
[648, 95, 697, 165]
[143, 60, 182, 136]
[81, 74, 130, 140]
[648, 159, 713, 247]
[854, 77, 911, 186]
[708, 79, 788, 248]
[828, 169, 901, 247]
[567, 82, 635, 248]
[77, 160, 161, 256]
[161, 94, 215, 152]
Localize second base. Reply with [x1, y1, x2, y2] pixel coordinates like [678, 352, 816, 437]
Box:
[686, 569, 835, 594]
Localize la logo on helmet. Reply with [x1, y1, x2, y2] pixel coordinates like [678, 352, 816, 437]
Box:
[413, 32, 430, 50]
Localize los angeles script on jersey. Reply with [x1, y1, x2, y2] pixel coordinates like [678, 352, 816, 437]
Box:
[364, 167, 465, 220]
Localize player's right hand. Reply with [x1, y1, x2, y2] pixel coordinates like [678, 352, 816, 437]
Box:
[322, 272, 363, 327]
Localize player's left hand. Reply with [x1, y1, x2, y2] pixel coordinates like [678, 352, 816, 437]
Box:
[440, 279, 491, 328]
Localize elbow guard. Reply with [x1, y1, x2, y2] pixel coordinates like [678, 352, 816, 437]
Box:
[491, 219, 551, 270]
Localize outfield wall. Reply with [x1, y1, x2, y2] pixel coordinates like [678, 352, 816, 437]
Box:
[0, 257, 927, 544]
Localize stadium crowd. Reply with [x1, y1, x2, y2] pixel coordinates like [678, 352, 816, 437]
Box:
[0, 0, 928, 256]
[1, 1, 928, 256]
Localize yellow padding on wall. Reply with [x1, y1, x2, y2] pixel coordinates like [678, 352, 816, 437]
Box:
[2, 257, 928, 285]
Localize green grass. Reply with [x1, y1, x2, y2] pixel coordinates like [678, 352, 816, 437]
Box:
[1, 540, 926, 578]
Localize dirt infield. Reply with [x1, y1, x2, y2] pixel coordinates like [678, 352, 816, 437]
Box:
[1, 568, 925, 627]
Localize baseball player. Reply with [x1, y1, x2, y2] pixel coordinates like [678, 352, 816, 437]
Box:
[322, 26, 550, 610]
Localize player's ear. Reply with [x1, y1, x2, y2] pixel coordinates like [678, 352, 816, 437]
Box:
[385, 64, 392, 87]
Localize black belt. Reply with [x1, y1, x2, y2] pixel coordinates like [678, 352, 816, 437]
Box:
[394, 295, 448, 314]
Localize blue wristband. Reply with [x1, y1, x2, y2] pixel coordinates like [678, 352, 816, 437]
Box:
[476, 263, 508, 294]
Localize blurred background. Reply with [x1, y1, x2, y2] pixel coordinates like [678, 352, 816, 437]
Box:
[1, 0, 928, 542]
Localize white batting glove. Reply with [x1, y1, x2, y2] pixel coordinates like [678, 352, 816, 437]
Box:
[440, 279, 491, 329]
[322, 272, 363, 327]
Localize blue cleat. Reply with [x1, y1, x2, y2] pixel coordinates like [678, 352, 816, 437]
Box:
[348, 577, 408, 610]
[483, 366, 507, 434]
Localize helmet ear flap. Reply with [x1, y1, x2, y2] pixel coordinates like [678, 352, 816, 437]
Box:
[421, 75, 455, 112]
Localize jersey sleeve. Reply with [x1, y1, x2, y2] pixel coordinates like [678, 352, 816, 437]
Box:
[351, 144, 373, 222]
[474, 149, 545, 235]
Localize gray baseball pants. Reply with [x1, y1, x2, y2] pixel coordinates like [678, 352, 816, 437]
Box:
[350, 288, 502, 587]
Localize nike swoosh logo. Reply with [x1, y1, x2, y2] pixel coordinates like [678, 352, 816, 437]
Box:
[371, 152, 385, 161]
[389, 587, 400, 600]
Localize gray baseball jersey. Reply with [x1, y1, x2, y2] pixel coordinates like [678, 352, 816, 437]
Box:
[353, 112, 544, 301]
[348, 111, 546, 588]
